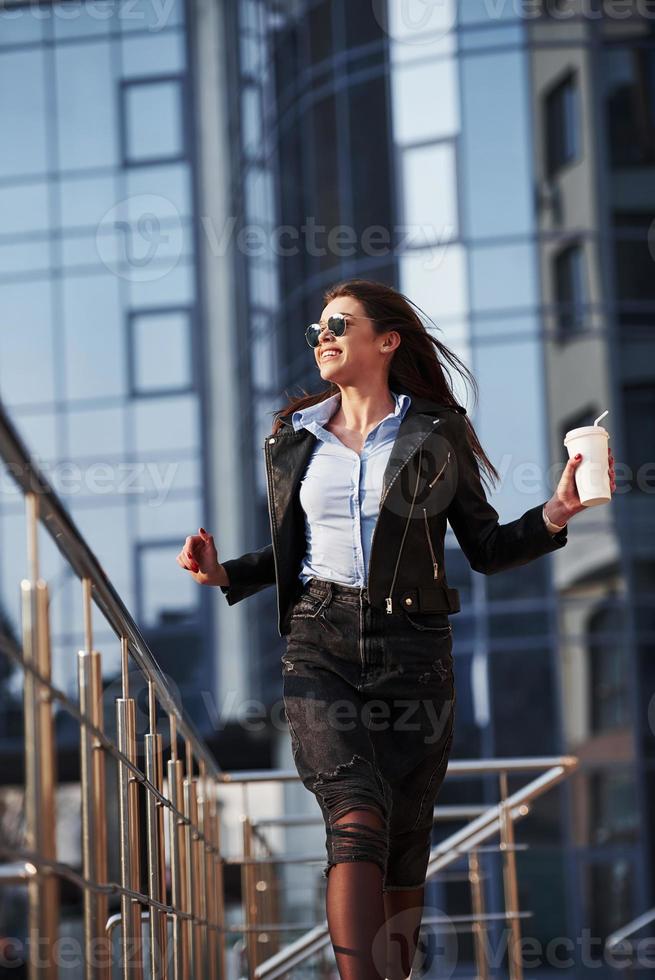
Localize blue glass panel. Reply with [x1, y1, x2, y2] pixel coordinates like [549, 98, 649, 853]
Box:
[460, 49, 533, 238]
[0, 7, 44, 45]
[0, 48, 48, 177]
[125, 163, 191, 217]
[0, 239, 50, 276]
[55, 42, 119, 169]
[0, 280, 56, 405]
[132, 309, 192, 392]
[470, 242, 537, 314]
[67, 405, 126, 457]
[138, 539, 198, 631]
[121, 30, 185, 75]
[128, 260, 194, 306]
[61, 273, 125, 398]
[59, 174, 119, 229]
[119, 0, 184, 33]
[0, 181, 50, 234]
[131, 393, 199, 454]
[124, 79, 183, 162]
[53, 2, 112, 39]
[7, 410, 58, 462]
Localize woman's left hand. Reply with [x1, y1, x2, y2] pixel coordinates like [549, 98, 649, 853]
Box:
[545, 446, 616, 526]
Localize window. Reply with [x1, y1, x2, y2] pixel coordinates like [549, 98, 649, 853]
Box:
[544, 71, 580, 177]
[623, 383, 655, 495]
[613, 211, 655, 333]
[128, 307, 194, 395]
[553, 241, 587, 336]
[121, 76, 186, 165]
[137, 540, 199, 630]
[0, 48, 48, 178]
[401, 141, 458, 240]
[589, 770, 639, 845]
[604, 46, 655, 167]
[584, 860, 634, 941]
[587, 602, 630, 733]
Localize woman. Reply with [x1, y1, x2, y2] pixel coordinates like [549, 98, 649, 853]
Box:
[177, 279, 615, 980]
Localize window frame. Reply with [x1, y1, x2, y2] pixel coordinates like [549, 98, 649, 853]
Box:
[119, 73, 189, 168]
[126, 304, 196, 398]
[544, 69, 580, 179]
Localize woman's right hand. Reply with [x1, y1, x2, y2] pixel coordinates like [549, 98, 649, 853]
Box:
[176, 527, 228, 587]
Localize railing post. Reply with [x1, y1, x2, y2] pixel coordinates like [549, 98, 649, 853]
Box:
[116, 636, 144, 980]
[21, 492, 59, 979]
[167, 717, 189, 980]
[242, 815, 258, 977]
[183, 743, 200, 978]
[78, 577, 110, 979]
[201, 776, 218, 980]
[468, 847, 488, 980]
[145, 680, 168, 979]
[78, 653, 109, 976]
[499, 770, 524, 980]
[196, 762, 210, 979]
[212, 792, 227, 980]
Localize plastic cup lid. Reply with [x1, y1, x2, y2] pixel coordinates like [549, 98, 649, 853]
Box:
[563, 425, 610, 443]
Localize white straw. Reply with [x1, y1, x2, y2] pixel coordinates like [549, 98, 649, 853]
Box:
[594, 409, 609, 427]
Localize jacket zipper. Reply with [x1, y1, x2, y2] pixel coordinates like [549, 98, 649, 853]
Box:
[429, 450, 451, 488]
[424, 450, 451, 580]
[385, 443, 424, 614]
[264, 437, 282, 630]
[369, 423, 439, 598]
[423, 508, 439, 579]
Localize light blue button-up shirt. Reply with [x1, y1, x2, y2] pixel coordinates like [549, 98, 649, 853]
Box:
[292, 389, 412, 587]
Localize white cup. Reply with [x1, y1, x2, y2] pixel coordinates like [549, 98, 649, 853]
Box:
[563, 425, 611, 506]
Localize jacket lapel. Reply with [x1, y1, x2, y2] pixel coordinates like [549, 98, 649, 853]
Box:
[265, 424, 316, 533]
[268, 393, 445, 525]
[379, 409, 440, 501]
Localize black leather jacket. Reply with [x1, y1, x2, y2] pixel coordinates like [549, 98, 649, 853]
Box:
[220, 392, 568, 636]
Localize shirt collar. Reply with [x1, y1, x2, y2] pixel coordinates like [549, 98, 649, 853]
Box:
[292, 389, 411, 432]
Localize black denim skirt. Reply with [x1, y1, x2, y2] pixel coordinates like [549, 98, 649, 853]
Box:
[281, 576, 456, 891]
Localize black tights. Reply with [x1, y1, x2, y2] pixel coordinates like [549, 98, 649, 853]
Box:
[324, 807, 425, 980]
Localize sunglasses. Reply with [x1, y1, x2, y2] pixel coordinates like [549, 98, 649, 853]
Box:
[305, 312, 363, 349]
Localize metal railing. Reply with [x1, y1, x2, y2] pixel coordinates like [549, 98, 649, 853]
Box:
[606, 905, 655, 971]
[0, 398, 227, 979]
[219, 756, 578, 980]
[1, 397, 580, 980]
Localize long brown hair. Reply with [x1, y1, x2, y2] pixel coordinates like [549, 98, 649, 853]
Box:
[271, 278, 500, 488]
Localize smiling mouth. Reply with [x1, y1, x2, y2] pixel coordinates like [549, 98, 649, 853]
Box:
[320, 350, 342, 361]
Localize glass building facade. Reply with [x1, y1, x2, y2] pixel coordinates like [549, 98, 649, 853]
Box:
[0, 0, 212, 722]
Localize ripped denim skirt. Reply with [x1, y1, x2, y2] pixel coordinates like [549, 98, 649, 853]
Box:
[281, 575, 456, 892]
